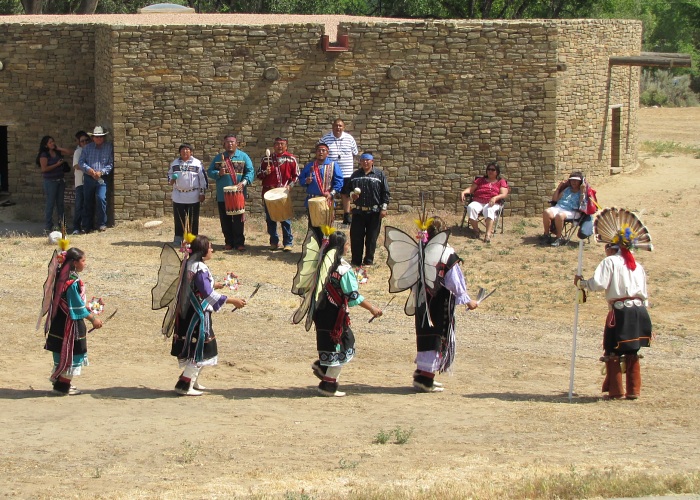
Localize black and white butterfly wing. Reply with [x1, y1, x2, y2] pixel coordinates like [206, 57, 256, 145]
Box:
[384, 226, 420, 293]
[423, 230, 450, 294]
[304, 248, 337, 332]
[291, 230, 320, 296]
[151, 244, 185, 337]
[37, 250, 59, 332]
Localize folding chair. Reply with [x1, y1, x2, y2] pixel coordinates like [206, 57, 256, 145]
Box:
[548, 203, 592, 245]
[460, 194, 506, 234]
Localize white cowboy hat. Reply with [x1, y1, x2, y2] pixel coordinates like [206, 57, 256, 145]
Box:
[88, 126, 108, 137]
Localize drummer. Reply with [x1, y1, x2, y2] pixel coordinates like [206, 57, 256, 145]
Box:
[257, 137, 299, 252]
[298, 142, 344, 240]
[207, 134, 255, 251]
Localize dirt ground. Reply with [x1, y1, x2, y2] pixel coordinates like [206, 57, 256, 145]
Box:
[0, 107, 699, 499]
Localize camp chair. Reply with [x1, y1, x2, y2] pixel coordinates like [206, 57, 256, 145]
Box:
[548, 179, 597, 245]
[460, 180, 510, 236]
[461, 195, 507, 235]
[548, 203, 584, 245]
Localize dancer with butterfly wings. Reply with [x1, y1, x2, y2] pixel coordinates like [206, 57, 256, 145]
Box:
[291, 226, 382, 397]
[574, 208, 654, 400]
[384, 214, 478, 393]
[38, 227, 103, 396]
[152, 231, 247, 396]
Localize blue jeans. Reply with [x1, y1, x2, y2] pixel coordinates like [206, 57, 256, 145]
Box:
[83, 177, 107, 230]
[264, 203, 292, 246]
[72, 185, 85, 232]
[43, 178, 65, 231]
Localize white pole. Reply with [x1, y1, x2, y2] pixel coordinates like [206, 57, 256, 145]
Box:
[568, 239, 585, 402]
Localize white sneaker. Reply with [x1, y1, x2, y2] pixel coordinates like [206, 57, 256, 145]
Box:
[175, 387, 203, 396]
[193, 382, 206, 391]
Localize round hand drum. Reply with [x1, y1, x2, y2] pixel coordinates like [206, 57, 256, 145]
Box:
[308, 196, 331, 227]
[224, 185, 245, 215]
[264, 188, 293, 222]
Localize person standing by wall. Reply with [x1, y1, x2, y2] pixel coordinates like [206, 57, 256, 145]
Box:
[342, 152, 390, 267]
[36, 135, 72, 233]
[207, 134, 254, 251]
[168, 143, 207, 247]
[320, 118, 358, 225]
[79, 126, 113, 233]
[71, 131, 90, 234]
[257, 137, 298, 252]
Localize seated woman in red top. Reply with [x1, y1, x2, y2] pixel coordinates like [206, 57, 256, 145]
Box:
[460, 162, 509, 243]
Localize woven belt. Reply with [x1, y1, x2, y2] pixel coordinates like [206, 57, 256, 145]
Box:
[175, 188, 197, 193]
[612, 298, 643, 309]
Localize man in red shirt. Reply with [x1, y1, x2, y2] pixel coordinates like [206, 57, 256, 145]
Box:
[257, 137, 299, 251]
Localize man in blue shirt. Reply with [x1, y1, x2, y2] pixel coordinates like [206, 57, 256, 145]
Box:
[79, 126, 114, 232]
[298, 142, 343, 241]
[207, 134, 254, 251]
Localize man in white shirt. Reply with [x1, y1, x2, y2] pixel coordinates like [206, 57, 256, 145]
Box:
[71, 131, 90, 234]
[320, 118, 358, 225]
[575, 243, 652, 400]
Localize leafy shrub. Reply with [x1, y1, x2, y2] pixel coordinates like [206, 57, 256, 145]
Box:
[641, 70, 699, 107]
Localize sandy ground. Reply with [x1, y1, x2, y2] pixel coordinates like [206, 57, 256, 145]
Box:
[0, 107, 699, 498]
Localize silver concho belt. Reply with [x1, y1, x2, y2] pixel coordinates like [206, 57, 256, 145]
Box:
[613, 298, 643, 309]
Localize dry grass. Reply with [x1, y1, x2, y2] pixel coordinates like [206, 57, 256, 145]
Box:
[0, 108, 699, 498]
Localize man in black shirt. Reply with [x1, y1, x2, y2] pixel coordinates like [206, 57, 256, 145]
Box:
[342, 152, 390, 267]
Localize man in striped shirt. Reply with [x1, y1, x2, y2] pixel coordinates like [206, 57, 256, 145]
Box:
[320, 118, 358, 225]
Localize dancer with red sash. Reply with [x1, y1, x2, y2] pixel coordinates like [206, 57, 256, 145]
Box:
[575, 208, 653, 400]
[39, 234, 103, 395]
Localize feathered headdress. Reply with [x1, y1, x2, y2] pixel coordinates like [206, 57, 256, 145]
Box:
[414, 192, 435, 243]
[594, 207, 653, 270]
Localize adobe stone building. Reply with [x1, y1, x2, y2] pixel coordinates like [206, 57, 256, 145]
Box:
[0, 14, 642, 223]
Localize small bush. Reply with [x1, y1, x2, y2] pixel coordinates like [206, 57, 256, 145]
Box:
[373, 429, 391, 444]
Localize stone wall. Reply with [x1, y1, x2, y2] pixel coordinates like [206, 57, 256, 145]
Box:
[0, 17, 641, 223]
[555, 19, 642, 184]
[0, 25, 95, 211]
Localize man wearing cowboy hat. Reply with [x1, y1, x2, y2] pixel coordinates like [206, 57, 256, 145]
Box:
[79, 126, 114, 232]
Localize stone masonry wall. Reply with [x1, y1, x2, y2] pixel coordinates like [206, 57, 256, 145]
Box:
[0, 17, 641, 223]
[555, 19, 642, 185]
[106, 20, 558, 220]
[0, 25, 95, 212]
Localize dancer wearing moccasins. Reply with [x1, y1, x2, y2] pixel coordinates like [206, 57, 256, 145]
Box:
[153, 232, 247, 396]
[39, 232, 103, 396]
[575, 207, 653, 400]
[384, 214, 478, 393]
[292, 227, 382, 397]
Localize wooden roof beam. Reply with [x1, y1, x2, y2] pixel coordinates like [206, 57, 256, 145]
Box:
[609, 54, 692, 68]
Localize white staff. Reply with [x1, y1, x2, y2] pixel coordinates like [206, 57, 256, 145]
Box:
[568, 239, 585, 402]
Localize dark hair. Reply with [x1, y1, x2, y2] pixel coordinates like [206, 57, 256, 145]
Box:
[484, 161, 501, 179]
[179, 143, 193, 153]
[65, 247, 85, 270]
[36, 135, 55, 166]
[223, 134, 237, 142]
[274, 137, 288, 143]
[426, 217, 445, 240]
[325, 231, 347, 268]
[74, 130, 88, 140]
[189, 235, 211, 262]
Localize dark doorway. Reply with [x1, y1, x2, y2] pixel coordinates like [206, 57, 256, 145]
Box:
[0, 126, 8, 193]
[611, 107, 622, 172]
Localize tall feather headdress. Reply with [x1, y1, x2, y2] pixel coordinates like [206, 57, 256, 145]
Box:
[593, 207, 653, 252]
